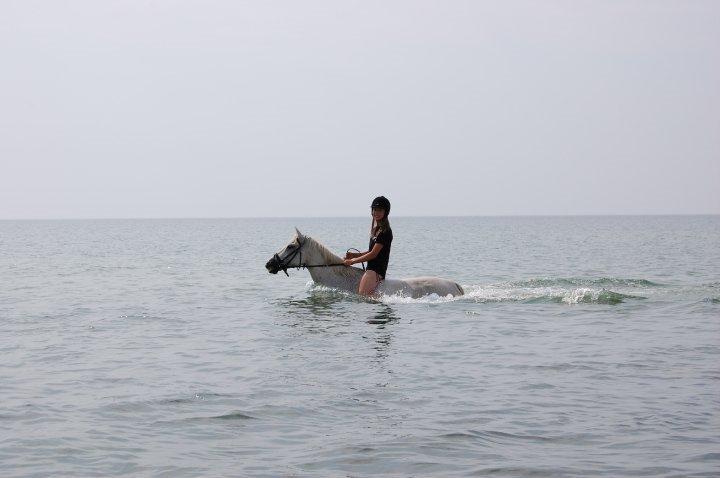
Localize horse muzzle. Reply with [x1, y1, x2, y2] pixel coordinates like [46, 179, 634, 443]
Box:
[266, 255, 291, 276]
[265, 257, 280, 274]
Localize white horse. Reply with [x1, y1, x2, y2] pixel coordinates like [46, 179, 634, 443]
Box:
[265, 228, 464, 298]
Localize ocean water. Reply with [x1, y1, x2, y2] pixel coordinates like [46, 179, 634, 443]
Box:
[1, 216, 719, 477]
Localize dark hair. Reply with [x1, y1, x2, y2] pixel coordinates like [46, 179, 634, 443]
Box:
[370, 213, 390, 237]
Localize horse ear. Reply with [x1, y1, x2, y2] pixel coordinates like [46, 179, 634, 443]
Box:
[294, 227, 304, 239]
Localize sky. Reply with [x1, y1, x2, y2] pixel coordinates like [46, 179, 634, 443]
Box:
[1, 0, 718, 219]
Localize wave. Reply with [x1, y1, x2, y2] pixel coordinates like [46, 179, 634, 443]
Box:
[307, 277, 654, 305]
[506, 277, 662, 288]
[380, 286, 645, 305]
[521, 289, 642, 305]
[478, 278, 653, 304]
[380, 276, 656, 305]
[208, 411, 256, 420]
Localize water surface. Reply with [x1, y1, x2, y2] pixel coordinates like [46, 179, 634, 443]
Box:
[2, 216, 718, 477]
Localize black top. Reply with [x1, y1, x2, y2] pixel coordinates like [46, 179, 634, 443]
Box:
[366, 227, 393, 279]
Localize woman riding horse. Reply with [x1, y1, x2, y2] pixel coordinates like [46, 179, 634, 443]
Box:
[343, 196, 393, 296]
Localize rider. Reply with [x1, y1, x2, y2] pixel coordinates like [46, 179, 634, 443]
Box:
[343, 196, 393, 296]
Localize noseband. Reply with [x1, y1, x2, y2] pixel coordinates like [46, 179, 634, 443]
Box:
[272, 241, 305, 276]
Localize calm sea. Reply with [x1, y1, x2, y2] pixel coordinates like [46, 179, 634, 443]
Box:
[2, 216, 718, 477]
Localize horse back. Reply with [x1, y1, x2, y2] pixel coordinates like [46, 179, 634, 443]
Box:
[380, 276, 464, 298]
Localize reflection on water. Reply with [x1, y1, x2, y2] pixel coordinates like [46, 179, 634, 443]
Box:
[367, 305, 400, 363]
[276, 290, 403, 324]
[367, 304, 400, 325]
[279, 291, 401, 320]
[273, 290, 404, 344]
[274, 288, 362, 317]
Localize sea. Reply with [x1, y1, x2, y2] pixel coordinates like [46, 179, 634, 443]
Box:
[1, 216, 718, 477]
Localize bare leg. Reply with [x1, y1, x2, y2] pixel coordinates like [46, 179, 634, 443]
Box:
[358, 270, 381, 296]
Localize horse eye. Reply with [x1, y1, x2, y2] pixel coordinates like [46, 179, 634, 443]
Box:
[288, 244, 296, 249]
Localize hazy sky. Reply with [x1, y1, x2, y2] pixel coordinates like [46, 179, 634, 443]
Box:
[1, 0, 718, 218]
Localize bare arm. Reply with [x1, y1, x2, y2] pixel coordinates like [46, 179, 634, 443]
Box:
[344, 244, 383, 266]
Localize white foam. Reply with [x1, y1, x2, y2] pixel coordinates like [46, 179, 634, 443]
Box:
[305, 281, 627, 305]
[378, 291, 458, 304]
[457, 284, 615, 304]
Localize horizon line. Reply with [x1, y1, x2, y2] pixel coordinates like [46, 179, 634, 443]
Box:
[1, 213, 718, 221]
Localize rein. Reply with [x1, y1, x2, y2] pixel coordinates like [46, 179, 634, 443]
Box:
[272, 241, 364, 276]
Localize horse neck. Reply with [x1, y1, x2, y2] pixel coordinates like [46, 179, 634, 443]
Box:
[302, 237, 341, 266]
[302, 237, 362, 290]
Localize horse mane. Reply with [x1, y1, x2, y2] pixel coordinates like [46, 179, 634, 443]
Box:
[303, 235, 363, 279]
[304, 235, 342, 263]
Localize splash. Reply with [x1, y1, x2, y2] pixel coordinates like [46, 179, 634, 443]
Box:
[507, 277, 662, 288]
[308, 277, 650, 305]
[378, 285, 644, 305]
[379, 291, 459, 304]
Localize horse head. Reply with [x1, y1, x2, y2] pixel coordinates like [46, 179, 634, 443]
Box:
[265, 228, 306, 276]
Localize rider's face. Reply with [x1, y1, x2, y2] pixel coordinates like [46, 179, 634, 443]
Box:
[371, 207, 385, 220]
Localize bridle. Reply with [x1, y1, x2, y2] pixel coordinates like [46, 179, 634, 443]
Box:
[270, 240, 364, 276]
